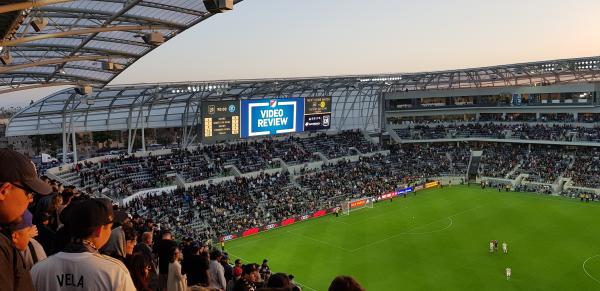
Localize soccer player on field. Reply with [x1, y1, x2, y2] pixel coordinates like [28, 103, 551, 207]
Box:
[505, 267, 512, 280]
[489, 241, 494, 253]
[502, 242, 508, 254]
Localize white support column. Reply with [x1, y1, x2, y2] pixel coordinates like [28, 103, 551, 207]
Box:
[140, 105, 146, 152]
[127, 102, 134, 155]
[62, 113, 68, 165]
[71, 130, 78, 164]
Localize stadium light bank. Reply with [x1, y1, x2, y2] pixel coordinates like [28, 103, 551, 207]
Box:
[358, 76, 402, 82]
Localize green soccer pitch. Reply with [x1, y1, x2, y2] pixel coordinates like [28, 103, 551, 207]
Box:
[224, 185, 600, 291]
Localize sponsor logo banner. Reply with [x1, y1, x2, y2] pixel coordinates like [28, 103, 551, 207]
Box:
[350, 199, 367, 209]
[425, 181, 440, 189]
[221, 234, 237, 241]
[242, 227, 260, 237]
[281, 218, 296, 226]
[223, 209, 333, 242]
[313, 210, 327, 218]
[303, 113, 331, 131]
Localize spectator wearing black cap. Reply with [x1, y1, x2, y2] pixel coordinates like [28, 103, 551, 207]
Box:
[0, 149, 52, 291]
[208, 249, 227, 290]
[232, 263, 260, 291]
[266, 273, 292, 289]
[182, 241, 210, 288]
[35, 211, 55, 254]
[154, 230, 177, 291]
[30, 198, 136, 290]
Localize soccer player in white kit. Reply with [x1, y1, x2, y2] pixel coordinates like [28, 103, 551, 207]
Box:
[502, 242, 508, 254]
[505, 267, 512, 280]
[489, 241, 494, 253]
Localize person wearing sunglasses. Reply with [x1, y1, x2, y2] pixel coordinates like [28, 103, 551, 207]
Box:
[0, 149, 52, 291]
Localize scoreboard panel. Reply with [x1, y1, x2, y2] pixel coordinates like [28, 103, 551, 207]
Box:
[201, 100, 240, 142]
[304, 96, 332, 131]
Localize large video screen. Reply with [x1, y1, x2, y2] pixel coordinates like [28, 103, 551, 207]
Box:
[202, 97, 332, 140]
[240, 98, 305, 138]
[201, 100, 240, 142]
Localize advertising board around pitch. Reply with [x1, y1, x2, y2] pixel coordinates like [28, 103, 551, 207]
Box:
[240, 98, 305, 138]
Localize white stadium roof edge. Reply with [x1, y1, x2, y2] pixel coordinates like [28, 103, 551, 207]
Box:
[6, 55, 600, 138]
[0, 0, 244, 94]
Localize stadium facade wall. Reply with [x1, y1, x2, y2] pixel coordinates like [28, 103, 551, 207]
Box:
[385, 82, 598, 100]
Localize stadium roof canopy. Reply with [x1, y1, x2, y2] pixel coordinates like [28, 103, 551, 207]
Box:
[0, 0, 243, 94]
[7, 56, 600, 139]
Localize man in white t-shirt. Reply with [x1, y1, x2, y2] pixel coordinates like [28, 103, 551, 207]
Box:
[505, 267, 512, 280]
[502, 242, 508, 254]
[31, 198, 136, 290]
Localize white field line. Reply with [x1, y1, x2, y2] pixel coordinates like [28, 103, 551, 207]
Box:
[583, 254, 600, 285]
[294, 281, 319, 291]
[286, 230, 353, 252]
[349, 205, 483, 252]
[403, 217, 453, 234]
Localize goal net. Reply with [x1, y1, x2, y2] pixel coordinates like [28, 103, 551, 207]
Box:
[341, 197, 374, 215]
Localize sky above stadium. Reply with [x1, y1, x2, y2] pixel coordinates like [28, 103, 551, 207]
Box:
[2, 0, 600, 107]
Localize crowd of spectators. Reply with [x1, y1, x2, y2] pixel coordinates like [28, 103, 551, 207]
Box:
[514, 183, 553, 194]
[519, 148, 573, 183]
[8, 131, 600, 291]
[390, 113, 600, 124]
[510, 124, 575, 141]
[56, 131, 379, 200]
[1, 149, 368, 291]
[564, 152, 600, 188]
[124, 172, 316, 241]
[573, 127, 600, 142]
[479, 144, 528, 178]
[561, 188, 599, 201]
[393, 122, 600, 142]
[124, 143, 471, 244]
[297, 130, 381, 159]
[395, 123, 508, 140]
[70, 150, 223, 198]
